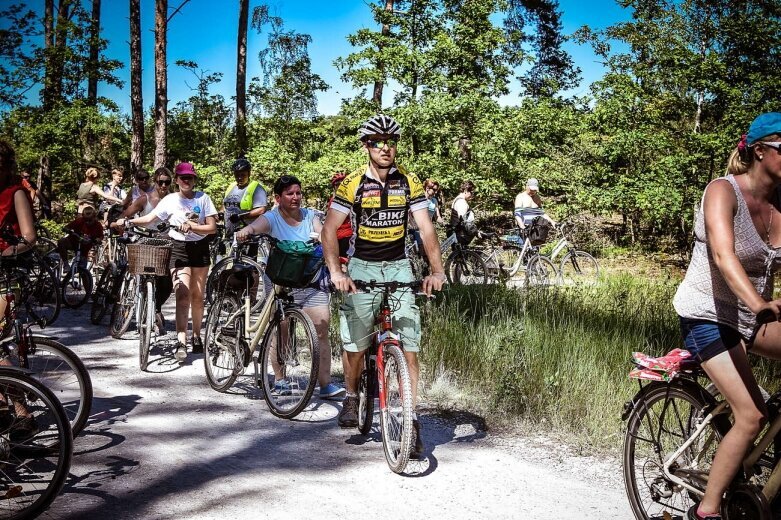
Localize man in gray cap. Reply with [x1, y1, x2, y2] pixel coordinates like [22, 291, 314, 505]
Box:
[514, 177, 555, 230]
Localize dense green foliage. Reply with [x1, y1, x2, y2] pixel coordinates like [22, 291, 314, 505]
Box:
[420, 279, 779, 448]
[1, 0, 780, 249]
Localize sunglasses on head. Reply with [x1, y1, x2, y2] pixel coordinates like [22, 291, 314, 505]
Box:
[366, 138, 398, 149]
[158, 179, 172, 186]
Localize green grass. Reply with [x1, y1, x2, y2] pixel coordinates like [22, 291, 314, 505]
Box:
[418, 275, 781, 451]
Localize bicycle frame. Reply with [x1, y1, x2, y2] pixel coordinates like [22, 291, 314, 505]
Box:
[655, 385, 781, 504]
[372, 293, 403, 411]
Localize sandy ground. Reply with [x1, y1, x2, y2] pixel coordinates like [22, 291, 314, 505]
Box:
[36, 299, 633, 520]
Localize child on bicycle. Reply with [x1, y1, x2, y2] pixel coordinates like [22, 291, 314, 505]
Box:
[57, 206, 103, 272]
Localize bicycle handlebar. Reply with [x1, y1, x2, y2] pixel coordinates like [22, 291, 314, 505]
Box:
[353, 279, 423, 292]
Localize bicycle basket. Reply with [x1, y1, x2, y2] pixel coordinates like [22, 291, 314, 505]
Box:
[126, 238, 172, 276]
[265, 240, 323, 289]
[527, 217, 551, 246]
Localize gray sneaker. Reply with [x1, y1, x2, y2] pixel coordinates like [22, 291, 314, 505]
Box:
[174, 341, 187, 362]
[338, 396, 359, 428]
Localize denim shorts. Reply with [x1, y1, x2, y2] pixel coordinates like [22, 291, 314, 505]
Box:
[679, 317, 744, 362]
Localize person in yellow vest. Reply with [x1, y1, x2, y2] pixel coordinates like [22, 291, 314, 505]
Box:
[222, 157, 268, 256]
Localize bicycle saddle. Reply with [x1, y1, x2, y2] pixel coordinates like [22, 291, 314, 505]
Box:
[219, 263, 256, 291]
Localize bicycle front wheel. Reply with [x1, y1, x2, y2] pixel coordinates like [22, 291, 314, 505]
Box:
[61, 268, 92, 309]
[110, 271, 136, 339]
[0, 368, 73, 520]
[203, 295, 243, 392]
[379, 343, 414, 474]
[138, 280, 155, 371]
[357, 361, 374, 435]
[15, 338, 93, 437]
[524, 255, 557, 287]
[559, 250, 599, 286]
[623, 383, 726, 520]
[445, 250, 488, 285]
[258, 308, 319, 419]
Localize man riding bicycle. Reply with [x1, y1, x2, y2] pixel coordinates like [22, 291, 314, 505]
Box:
[222, 158, 268, 256]
[321, 114, 446, 459]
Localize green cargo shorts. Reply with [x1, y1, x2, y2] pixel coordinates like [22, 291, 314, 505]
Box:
[339, 258, 421, 353]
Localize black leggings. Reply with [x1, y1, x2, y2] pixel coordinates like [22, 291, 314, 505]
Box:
[155, 275, 173, 312]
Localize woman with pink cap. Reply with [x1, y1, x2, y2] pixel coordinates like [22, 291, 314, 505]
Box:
[118, 162, 218, 361]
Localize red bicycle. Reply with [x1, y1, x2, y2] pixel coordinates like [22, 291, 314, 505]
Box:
[353, 279, 421, 474]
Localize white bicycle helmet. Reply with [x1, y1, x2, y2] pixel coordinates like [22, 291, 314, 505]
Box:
[358, 114, 401, 141]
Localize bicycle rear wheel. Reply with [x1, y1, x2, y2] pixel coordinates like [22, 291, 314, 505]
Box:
[623, 383, 726, 520]
[524, 255, 556, 287]
[90, 262, 115, 325]
[445, 250, 488, 285]
[357, 357, 375, 435]
[61, 267, 92, 309]
[0, 368, 73, 520]
[379, 343, 414, 473]
[138, 280, 155, 371]
[205, 256, 267, 312]
[257, 308, 319, 419]
[203, 295, 243, 392]
[559, 250, 599, 286]
[110, 271, 136, 339]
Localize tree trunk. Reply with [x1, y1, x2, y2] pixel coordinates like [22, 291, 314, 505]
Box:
[154, 0, 168, 169]
[43, 0, 54, 110]
[130, 0, 143, 176]
[236, 0, 249, 155]
[51, 0, 73, 106]
[87, 0, 101, 106]
[371, 0, 394, 109]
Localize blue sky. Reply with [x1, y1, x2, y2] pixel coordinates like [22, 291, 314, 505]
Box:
[27, 0, 632, 115]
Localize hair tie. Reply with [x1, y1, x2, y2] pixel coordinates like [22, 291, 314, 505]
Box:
[738, 134, 747, 152]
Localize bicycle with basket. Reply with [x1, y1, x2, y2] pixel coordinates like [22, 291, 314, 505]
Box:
[203, 233, 322, 419]
[124, 227, 172, 371]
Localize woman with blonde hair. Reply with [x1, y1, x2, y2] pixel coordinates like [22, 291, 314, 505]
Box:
[674, 112, 781, 520]
[77, 166, 122, 213]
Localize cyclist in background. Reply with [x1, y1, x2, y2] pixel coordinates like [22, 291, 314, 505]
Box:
[513, 177, 555, 230]
[222, 157, 268, 257]
[77, 167, 123, 214]
[123, 169, 157, 210]
[673, 112, 781, 520]
[57, 206, 103, 274]
[327, 172, 353, 260]
[237, 175, 346, 399]
[322, 114, 446, 459]
[103, 168, 127, 201]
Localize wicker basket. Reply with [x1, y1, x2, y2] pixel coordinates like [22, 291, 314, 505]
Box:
[127, 238, 173, 276]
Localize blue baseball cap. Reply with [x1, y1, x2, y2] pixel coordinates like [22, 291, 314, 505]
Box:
[747, 112, 781, 145]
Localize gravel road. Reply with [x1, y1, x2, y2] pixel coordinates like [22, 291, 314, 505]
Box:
[37, 300, 633, 520]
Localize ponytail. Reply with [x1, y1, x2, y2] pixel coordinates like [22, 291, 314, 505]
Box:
[726, 147, 751, 176]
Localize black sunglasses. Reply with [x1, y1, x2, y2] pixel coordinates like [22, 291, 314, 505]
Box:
[157, 179, 172, 186]
[136, 176, 150, 181]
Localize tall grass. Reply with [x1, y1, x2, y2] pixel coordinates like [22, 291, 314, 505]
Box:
[419, 275, 780, 450]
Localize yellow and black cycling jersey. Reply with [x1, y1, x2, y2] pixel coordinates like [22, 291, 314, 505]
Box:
[330, 165, 427, 261]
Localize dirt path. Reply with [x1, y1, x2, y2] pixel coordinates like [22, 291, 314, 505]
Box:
[39, 302, 632, 520]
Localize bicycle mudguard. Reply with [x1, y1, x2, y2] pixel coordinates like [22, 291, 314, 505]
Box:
[31, 334, 60, 341]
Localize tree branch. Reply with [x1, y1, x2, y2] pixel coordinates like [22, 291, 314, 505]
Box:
[167, 0, 191, 23]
